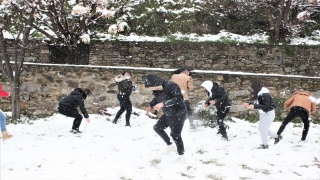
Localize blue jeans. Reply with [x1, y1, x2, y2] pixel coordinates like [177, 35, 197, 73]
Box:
[0, 110, 7, 132]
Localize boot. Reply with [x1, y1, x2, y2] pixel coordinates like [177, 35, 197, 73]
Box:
[112, 119, 117, 124]
[2, 131, 12, 140]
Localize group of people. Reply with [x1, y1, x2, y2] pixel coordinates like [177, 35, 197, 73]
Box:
[55, 68, 317, 155]
[0, 69, 316, 156]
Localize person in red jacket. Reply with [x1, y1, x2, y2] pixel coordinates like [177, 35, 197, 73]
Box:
[0, 84, 13, 140]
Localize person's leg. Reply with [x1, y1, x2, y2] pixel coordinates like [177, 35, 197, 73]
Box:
[113, 95, 126, 124]
[266, 110, 277, 138]
[216, 107, 230, 140]
[58, 106, 83, 131]
[72, 113, 83, 130]
[169, 114, 186, 155]
[0, 110, 12, 140]
[153, 115, 171, 145]
[277, 108, 297, 136]
[299, 109, 310, 141]
[258, 112, 271, 146]
[123, 95, 132, 126]
[0, 110, 7, 132]
[184, 100, 195, 128]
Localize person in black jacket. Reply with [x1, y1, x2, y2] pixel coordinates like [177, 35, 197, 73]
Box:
[58, 88, 92, 134]
[201, 80, 230, 141]
[145, 74, 187, 155]
[241, 80, 279, 149]
[112, 71, 135, 127]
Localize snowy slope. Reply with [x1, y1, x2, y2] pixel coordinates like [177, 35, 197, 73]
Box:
[1, 107, 319, 180]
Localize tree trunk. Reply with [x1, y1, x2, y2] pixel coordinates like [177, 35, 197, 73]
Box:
[10, 79, 20, 121]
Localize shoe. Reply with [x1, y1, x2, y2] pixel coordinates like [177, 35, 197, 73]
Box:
[257, 144, 268, 149]
[1, 131, 13, 140]
[70, 129, 82, 134]
[125, 123, 131, 127]
[190, 124, 196, 129]
[301, 137, 306, 141]
[166, 144, 176, 153]
[274, 135, 283, 144]
[112, 120, 117, 124]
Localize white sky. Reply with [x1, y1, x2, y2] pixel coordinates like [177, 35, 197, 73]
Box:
[1, 107, 319, 179]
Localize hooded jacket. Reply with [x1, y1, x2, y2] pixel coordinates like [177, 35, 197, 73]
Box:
[0, 84, 10, 97]
[145, 74, 186, 118]
[115, 75, 133, 96]
[170, 72, 194, 100]
[284, 90, 316, 115]
[59, 88, 89, 118]
[251, 87, 276, 113]
[201, 80, 230, 110]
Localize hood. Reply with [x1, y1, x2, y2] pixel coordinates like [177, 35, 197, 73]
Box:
[292, 90, 312, 97]
[201, 80, 213, 97]
[71, 88, 87, 98]
[257, 87, 269, 96]
[145, 74, 165, 88]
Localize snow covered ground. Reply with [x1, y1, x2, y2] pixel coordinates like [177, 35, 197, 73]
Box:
[1, 107, 319, 180]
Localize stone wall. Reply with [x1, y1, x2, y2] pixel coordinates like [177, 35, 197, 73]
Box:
[1, 41, 320, 120]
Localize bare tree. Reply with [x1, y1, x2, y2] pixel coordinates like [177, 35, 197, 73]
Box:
[0, 0, 40, 120]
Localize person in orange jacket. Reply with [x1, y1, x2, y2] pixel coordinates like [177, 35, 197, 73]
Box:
[0, 83, 13, 140]
[171, 68, 196, 129]
[275, 90, 317, 144]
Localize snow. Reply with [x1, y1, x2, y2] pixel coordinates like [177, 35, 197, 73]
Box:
[1, 107, 320, 179]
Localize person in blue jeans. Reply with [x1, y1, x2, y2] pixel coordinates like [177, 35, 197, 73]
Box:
[0, 83, 12, 140]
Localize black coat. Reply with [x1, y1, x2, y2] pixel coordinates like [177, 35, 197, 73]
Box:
[146, 75, 186, 118]
[59, 88, 89, 118]
[251, 92, 276, 113]
[205, 82, 230, 110]
[117, 79, 133, 96]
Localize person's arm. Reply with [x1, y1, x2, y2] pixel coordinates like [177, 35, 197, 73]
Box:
[311, 102, 317, 114]
[252, 94, 273, 110]
[187, 77, 194, 91]
[212, 88, 228, 105]
[76, 97, 89, 118]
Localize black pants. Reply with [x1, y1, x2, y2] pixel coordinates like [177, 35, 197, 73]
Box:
[277, 106, 310, 140]
[153, 114, 186, 155]
[184, 100, 194, 124]
[217, 107, 230, 133]
[114, 94, 132, 125]
[58, 105, 83, 130]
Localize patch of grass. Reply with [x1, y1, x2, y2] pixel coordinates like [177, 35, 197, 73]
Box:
[240, 164, 252, 170]
[207, 174, 223, 180]
[216, 36, 238, 45]
[150, 159, 161, 166]
[293, 123, 303, 128]
[120, 177, 132, 180]
[196, 149, 207, 154]
[201, 159, 225, 166]
[179, 172, 194, 178]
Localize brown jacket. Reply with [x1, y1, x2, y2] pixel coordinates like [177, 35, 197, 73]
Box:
[284, 90, 316, 115]
[170, 73, 194, 100]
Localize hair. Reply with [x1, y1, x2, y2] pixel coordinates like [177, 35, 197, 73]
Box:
[250, 80, 263, 100]
[122, 71, 131, 76]
[83, 88, 92, 96]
